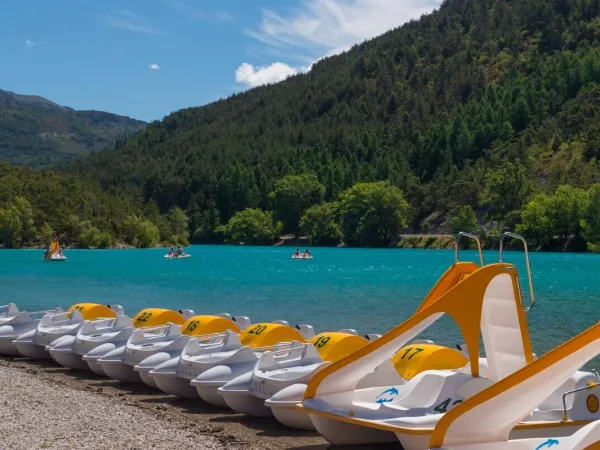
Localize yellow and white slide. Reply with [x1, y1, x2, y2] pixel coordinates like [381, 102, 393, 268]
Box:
[299, 233, 538, 448]
[429, 320, 600, 450]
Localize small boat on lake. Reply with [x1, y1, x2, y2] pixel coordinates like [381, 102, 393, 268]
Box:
[292, 249, 313, 260]
[44, 233, 66, 261]
[164, 247, 191, 259]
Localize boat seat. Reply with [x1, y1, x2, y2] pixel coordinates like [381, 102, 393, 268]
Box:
[381, 370, 483, 411]
[538, 371, 598, 411]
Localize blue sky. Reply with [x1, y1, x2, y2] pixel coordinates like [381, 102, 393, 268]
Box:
[0, 0, 439, 122]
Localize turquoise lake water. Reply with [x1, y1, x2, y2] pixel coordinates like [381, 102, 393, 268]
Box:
[1, 246, 599, 360]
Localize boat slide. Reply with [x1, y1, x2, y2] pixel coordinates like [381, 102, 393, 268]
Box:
[44, 239, 66, 261]
[259, 340, 469, 430]
[430, 319, 600, 449]
[13, 303, 121, 359]
[300, 233, 539, 447]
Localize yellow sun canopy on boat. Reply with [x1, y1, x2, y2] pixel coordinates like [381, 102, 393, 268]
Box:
[131, 308, 186, 328]
[240, 323, 307, 347]
[67, 303, 116, 321]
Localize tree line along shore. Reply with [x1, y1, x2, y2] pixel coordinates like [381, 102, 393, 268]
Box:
[2, 167, 600, 252]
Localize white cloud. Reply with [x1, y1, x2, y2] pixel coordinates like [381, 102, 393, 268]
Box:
[149, 64, 161, 70]
[250, 0, 440, 54]
[104, 10, 160, 34]
[170, 1, 233, 22]
[25, 39, 44, 48]
[237, 0, 440, 87]
[235, 62, 299, 88]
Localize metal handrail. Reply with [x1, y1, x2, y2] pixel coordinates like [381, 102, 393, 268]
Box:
[454, 232, 484, 266]
[499, 232, 535, 311]
[562, 382, 599, 421]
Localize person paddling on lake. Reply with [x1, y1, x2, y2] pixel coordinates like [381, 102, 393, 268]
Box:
[176, 247, 184, 257]
[303, 249, 311, 258]
[168, 248, 175, 256]
[293, 249, 300, 257]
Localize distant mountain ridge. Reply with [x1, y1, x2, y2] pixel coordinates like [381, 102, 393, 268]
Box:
[0, 89, 146, 166]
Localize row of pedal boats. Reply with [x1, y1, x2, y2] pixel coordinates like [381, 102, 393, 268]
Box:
[3, 233, 600, 449]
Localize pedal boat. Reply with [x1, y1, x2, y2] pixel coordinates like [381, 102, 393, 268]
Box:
[166, 322, 315, 407]
[299, 233, 542, 448]
[429, 317, 600, 449]
[132, 314, 251, 389]
[0, 303, 21, 323]
[0, 307, 64, 356]
[81, 308, 194, 376]
[13, 303, 120, 359]
[47, 312, 139, 371]
[259, 340, 467, 430]
[97, 312, 248, 386]
[220, 330, 378, 423]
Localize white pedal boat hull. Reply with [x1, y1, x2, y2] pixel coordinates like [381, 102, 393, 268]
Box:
[192, 358, 259, 408]
[149, 329, 253, 399]
[220, 344, 327, 419]
[98, 324, 190, 386]
[48, 315, 134, 371]
[310, 413, 397, 445]
[265, 383, 315, 430]
[14, 308, 118, 360]
[0, 308, 64, 356]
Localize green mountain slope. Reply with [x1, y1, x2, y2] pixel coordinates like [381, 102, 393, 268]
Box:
[74, 0, 600, 219]
[4, 0, 600, 249]
[0, 89, 146, 166]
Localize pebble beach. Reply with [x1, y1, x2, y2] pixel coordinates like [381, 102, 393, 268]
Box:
[0, 358, 338, 450]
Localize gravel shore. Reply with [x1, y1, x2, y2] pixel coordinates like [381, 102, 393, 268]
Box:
[0, 357, 343, 450]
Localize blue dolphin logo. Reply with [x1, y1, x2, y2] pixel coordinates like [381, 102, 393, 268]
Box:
[535, 439, 559, 450]
[376, 387, 399, 404]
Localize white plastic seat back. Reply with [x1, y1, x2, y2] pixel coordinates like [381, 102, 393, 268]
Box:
[295, 324, 315, 339]
[388, 371, 469, 410]
[40, 309, 83, 327]
[480, 274, 530, 382]
[78, 314, 133, 336]
[106, 305, 125, 316]
[232, 316, 251, 330]
[256, 342, 323, 373]
[183, 330, 242, 357]
[0, 304, 19, 318]
[129, 323, 181, 345]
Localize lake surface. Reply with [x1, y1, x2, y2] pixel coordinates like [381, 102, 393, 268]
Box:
[1, 246, 599, 361]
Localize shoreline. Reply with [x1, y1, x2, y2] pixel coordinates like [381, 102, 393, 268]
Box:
[3, 235, 595, 253]
[0, 356, 336, 450]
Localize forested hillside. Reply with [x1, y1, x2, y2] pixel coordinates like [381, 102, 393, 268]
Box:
[4, 0, 600, 249]
[0, 89, 146, 166]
